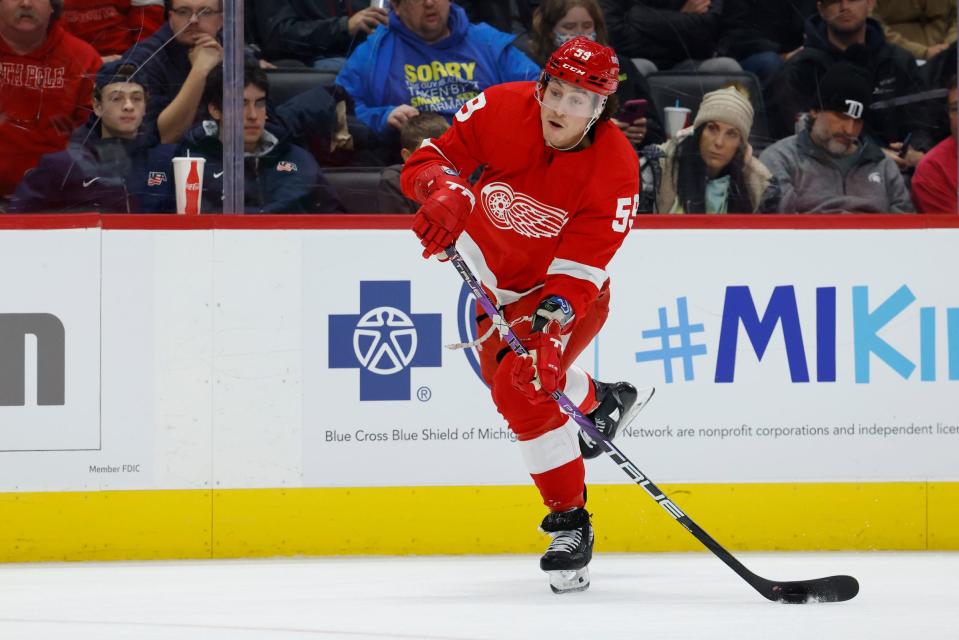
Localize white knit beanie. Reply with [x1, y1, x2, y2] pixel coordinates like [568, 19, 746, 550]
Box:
[693, 86, 754, 141]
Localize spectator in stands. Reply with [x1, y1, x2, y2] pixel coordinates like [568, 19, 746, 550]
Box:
[459, 0, 535, 49]
[767, 0, 932, 172]
[760, 62, 913, 213]
[912, 80, 957, 213]
[598, 0, 741, 73]
[0, 0, 101, 199]
[8, 61, 170, 212]
[915, 41, 955, 144]
[529, 0, 665, 148]
[61, 0, 164, 62]
[718, 0, 816, 86]
[250, 0, 389, 70]
[639, 85, 776, 213]
[335, 0, 539, 138]
[165, 63, 344, 214]
[377, 111, 449, 213]
[873, 0, 955, 61]
[122, 0, 223, 144]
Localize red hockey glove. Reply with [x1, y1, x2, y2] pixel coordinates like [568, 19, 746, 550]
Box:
[510, 296, 575, 402]
[511, 320, 564, 403]
[411, 165, 475, 259]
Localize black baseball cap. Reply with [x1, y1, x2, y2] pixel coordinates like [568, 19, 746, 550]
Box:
[815, 61, 872, 119]
[95, 61, 143, 94]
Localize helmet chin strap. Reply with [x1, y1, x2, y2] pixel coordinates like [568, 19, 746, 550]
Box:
[546, 100, 606, 152]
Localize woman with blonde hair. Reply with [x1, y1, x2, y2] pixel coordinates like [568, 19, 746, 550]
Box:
[529, 0, 666, 148]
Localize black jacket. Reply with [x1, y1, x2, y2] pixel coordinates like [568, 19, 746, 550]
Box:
[121, 23, 337, 145]
[599, 0, 724, 70]
[168, 122, 344, 214]
[458, 0, 534, 35]
[8, 123, 171, 214]
[717, 0, 815, 60]
[252, 0, 372, 64]
[766, 16, 933, 150]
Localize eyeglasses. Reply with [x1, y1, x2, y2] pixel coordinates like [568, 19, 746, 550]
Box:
[170, 7, 223, 20]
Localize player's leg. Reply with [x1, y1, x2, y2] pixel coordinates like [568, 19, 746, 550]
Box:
[475, 293, 596, 591]
[490, 351, 597, 592]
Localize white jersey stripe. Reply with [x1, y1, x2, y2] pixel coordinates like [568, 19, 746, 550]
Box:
[561, 366, 593, 434]
[563, 366, 591, 406]
[421, 139, 460, 170]
[546, 258, 607, 290]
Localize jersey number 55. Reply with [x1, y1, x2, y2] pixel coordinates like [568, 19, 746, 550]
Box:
[612, 195, 640, 233]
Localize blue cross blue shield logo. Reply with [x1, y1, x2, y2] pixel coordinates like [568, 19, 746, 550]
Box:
[329, 281, 442, 401]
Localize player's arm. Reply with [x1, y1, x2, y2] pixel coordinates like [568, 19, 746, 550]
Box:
[400, 92, 490, 202]
[400, 92, 491, 258]
[540, 172, 639, 322]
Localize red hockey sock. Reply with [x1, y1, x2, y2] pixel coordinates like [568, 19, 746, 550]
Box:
[530, 457, 586, 512]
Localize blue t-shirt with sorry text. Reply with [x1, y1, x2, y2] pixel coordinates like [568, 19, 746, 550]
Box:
[336, 4, 539, 134]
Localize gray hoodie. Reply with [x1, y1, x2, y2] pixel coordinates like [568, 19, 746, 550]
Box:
[759, 128, 913, 214]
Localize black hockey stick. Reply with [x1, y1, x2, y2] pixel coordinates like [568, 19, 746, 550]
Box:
[446, 246, 859, 604]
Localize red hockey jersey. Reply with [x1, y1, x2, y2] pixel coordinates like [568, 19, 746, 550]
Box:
[0, 21, 102, 197]
[401, 81, 640, 321]
[62, 0, 164, 56]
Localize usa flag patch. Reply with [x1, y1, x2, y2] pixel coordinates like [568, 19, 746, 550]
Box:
[147, 172, 167, 186]
[276, 161, 298, 173]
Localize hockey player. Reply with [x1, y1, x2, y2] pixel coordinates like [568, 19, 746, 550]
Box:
[400, 36, 652, 593]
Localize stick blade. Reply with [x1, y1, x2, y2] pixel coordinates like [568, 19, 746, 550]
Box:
[767, 575, 860, 604]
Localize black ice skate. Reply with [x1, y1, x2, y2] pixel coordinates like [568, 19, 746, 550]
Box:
[539, 507, 594, 594]
[580, 382, 655, 459]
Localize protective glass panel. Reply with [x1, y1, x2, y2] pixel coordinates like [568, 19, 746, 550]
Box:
[2, 1, 955, 214]
[0, 0, 228, 214]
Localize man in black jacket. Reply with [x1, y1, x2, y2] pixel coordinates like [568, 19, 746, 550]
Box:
[123, 0, 338, 152]
[121, 0, 225, 144]
[718, 0, 816, 86]
[766, 0, 933, 171]
[250, 0, 388, 68]
[163, 64, 344, 214]
[598, 0, 738, 71]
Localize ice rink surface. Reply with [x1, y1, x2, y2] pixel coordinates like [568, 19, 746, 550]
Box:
[0, 552, 955, 639]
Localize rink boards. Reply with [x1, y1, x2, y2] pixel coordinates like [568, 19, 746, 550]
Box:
[0, 215, 957, 561]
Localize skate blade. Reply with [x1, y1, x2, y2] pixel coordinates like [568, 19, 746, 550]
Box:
[619, 386, 656, 432]
[547, 567, 590, 594]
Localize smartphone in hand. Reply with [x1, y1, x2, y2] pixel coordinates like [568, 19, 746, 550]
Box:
[898, 132, 913, 158]
[616, 99, 649, 125]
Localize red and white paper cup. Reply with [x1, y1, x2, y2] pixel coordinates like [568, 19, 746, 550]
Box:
[172, 157, 206, 215]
